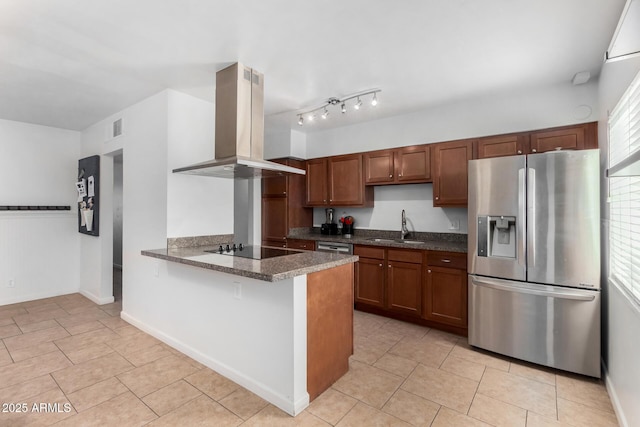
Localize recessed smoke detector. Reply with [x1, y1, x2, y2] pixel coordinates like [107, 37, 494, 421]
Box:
[572, 71, 591, 85]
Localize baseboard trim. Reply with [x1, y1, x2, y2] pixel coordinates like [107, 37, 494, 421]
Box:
[0, 289, 80, 306]
[120, 311, 309, 416]
[602, 359, 628, 427]
[80, 289, 114, 305]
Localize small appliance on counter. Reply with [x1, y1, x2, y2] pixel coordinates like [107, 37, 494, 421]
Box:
[321, 208, 338, 235]
[340, 215, 355, 238]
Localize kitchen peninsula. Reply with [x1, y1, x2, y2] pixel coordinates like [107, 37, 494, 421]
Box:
[139, 240, 357, 416]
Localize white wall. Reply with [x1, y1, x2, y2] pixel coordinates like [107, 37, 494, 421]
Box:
[305, 81, 598, 233]
[166, 90, 233, 238]
[0, 119, 80, 304]
[313, 184, 467, 233]
[305, 81, 598, 158]
[598, 56, 640, 427]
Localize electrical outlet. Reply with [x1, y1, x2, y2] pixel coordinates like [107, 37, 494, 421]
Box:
[153, 262, 160, 277]
[233, 282, 242, 300]
[8, 279, 15, 288]
[449, 219, 460, 230]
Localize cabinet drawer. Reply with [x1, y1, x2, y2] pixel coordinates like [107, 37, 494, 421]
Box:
[354, 245, 385, 259]
[287, 239, 315, 250]
[388, 249, 423, 264]
[427, 252, 467, 269]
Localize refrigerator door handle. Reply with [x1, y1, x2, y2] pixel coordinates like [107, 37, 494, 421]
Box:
[470, 275, 596, 301]
[527, 167, 536, 267]
[518, 168, 526, 267]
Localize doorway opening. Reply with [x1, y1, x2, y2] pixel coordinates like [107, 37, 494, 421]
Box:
[113, 153, 123, 301]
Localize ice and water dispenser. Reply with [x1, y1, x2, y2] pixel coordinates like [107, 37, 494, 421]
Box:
[477, 216, 517, 258]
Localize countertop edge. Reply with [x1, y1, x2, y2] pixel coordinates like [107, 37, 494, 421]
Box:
[287, 234, 468, 253]
[141, 249, 358, 282]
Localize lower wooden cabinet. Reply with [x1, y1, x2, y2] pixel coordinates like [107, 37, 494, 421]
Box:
[424, 266, 467, 327]
[354, 245, 468, 335]
[355, 257, 386, 308]
[354, 246, 423, 318]
[387, 260, 422, 316]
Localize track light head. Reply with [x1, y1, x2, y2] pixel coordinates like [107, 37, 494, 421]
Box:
[321, 108, 329, 119]
[371, 92, 378, 106]
[354, 97, 362, 110]
[298, 115, 304, 126]
[341, 103, 346, 113]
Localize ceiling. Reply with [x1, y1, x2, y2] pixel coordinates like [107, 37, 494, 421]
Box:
[0, 0, 626, 132]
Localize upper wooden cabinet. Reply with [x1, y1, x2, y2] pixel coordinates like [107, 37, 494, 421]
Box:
[476, 133, 529, 159]
[365, 146, 431, 185]
[306, 154, 374, 207]
[262, 158, 312, 246]
[305, 158, 328, 206]
[432, 139, 474, 207]
[476, 122, 598, 158]
[529, 122, 597, 153]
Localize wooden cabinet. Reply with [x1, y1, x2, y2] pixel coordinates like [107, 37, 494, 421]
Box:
[286, 239, 315, 250]
[365, 146, 431, 185]
[261, 197, 287, 243]
[354, 246, 385, 308]
[476, 122, 598, 158]
[387, 249, 422, 316]
[353, 246, 422, 317]
[261, 158, 312, 247]
[529, 122, 597, 153]
[305, 154, 374, 207]
[424, 252, 467, 328]
[305, 158, 328, 206]
[432, 139, 474, 207]
[476, 133, 529, 159]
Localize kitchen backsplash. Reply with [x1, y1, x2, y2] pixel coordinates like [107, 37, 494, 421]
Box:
[312, 184, 468, 234]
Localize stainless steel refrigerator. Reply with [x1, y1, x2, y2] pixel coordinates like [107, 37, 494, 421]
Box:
[468, 149, 601, 378]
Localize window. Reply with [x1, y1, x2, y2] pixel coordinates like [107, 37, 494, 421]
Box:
[609, 68, 640, 304]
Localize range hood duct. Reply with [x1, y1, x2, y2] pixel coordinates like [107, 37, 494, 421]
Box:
[173, 63, 305, 178]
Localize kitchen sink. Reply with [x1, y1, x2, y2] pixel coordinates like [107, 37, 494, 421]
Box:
[366, 238, 396, 243]
[395, 240, 425, 244]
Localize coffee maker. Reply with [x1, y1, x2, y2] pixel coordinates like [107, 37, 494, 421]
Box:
[321, 208, 338, 235]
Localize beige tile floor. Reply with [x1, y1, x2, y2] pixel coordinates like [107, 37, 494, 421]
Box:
[0, 293, 619, 426]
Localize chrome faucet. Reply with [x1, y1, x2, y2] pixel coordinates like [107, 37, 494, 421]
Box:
[401, 209, 409, 240]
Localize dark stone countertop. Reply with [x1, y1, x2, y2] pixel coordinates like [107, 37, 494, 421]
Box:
[141, 245, 358, 282]
[288, 229, 468, 253]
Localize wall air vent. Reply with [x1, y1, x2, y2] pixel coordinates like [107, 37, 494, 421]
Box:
[113, 118, 123, 138]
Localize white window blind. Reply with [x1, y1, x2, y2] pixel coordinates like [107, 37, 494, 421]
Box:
[609, 68, 640, 304]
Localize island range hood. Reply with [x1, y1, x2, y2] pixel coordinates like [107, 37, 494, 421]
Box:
[173, 63, 305, 178]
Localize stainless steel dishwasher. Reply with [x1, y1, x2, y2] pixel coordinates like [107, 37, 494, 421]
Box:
[316, 241, 353, 254]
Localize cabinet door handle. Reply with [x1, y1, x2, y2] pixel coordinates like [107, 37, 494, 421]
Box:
[441, 259, 451, 263]
[428, 269, 431, 273]
[388, 265, 392, 268]
[517, 150, 522, 154]
[389, 174, 393, 178]
[302, 245, 306, 248]
[379, 263, 383, 267]
[282, 237, 286, 240]
[399, 174, 402, 177]
[532, 149, 537, 153]
[283, 192, 286, 195]
[435, 196, 439, 200]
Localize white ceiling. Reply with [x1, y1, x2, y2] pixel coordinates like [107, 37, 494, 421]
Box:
[0, 0, 626, 132]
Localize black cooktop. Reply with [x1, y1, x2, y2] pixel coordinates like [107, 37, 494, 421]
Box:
[205, 244, 300, 260]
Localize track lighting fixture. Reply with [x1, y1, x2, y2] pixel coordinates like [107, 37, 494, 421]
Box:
[296, 89, 380, 126]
